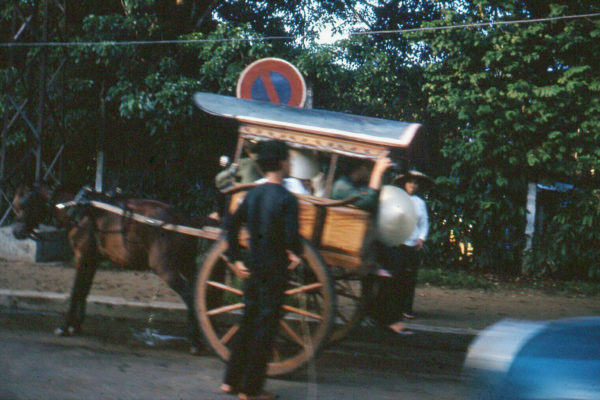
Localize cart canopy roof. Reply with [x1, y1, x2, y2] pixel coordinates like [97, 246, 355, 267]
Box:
[193, 92, 422, 158]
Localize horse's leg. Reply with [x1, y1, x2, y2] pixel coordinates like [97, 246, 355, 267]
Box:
[56, 253, 98, 336]
[149, 247, 203, 354]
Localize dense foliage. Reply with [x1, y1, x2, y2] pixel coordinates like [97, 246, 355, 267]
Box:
[416, 1, 600, 277]
[2, 0, 599, 279]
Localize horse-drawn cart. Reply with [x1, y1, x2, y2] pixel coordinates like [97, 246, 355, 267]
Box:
[11, 91, 424, 376]
[192, 92, 424, 376]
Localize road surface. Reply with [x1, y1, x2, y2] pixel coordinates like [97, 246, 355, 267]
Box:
[0, 310, 471, 400]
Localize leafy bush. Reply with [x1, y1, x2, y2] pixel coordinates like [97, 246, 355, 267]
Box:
[525, 188, 600, 280]
[418, 268, 493, 289]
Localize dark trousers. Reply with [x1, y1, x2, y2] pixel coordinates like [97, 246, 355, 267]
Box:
[396, 245, 418, 314]
[224, 274, 285, 395]
[363, 242, 419, 326]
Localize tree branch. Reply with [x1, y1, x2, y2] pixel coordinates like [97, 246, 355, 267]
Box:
[194, 0, 220, 31]
[342, 0, 375, 30]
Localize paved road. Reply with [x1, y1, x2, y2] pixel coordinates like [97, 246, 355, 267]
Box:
[0, 310, 471, 400]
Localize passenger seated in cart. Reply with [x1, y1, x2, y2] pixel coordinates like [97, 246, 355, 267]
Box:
[212, 145, 322, 227]
[289, 148, 326, 196]
[215, 143, 320, 196]
[215, 141, 263, 190]
[255, 148, 322, 195]
[331, 156, 392, 212]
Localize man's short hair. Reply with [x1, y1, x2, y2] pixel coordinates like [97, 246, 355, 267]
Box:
[338, 157, 369, 176]
[256, 140, 289, 172]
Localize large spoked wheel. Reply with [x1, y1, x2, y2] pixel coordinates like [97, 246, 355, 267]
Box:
[195, 238, 335, 376]
[328, 275, 365, 343]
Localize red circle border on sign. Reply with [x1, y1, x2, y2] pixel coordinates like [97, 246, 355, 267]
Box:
[236, 58, 307, 107]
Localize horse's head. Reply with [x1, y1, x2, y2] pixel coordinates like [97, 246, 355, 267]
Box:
[12, 183, 52, 239]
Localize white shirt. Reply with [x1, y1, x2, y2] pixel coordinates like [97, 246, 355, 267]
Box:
[404, 195, 429, 247]
[254, 177, 309, 195]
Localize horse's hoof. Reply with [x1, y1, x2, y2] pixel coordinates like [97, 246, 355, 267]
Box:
[68, 326, 81, 335]
[54, 327, 69, 336]
[189, 344, 204, 355]
[54, 326, 80, 336]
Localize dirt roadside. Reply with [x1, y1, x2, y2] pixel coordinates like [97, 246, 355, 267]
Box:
[1, 259, 599, 332]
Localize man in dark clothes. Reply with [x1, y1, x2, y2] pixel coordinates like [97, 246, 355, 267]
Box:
[220, 140, 303, 400]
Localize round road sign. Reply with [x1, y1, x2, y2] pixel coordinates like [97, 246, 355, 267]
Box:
[236, 58, 306, 107]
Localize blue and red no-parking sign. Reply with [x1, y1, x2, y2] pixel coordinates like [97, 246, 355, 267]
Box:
[236, 58, 307, 107]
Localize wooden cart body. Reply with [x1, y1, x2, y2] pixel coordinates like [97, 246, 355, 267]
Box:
[194, 92, 423, 272]
[192, 92, 424, 375]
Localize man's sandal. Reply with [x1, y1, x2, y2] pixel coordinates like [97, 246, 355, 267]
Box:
[387, 321, 415, 336]
[220, 384, 238, 395]
[237, 391, 278, 400]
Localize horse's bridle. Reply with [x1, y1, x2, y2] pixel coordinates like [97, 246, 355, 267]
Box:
[16, 183, 80, 239]
[15, 191, 44, 240]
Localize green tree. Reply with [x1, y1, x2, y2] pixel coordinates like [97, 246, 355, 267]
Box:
[4, 0, 599, 281]
[418, 2, 600, 276]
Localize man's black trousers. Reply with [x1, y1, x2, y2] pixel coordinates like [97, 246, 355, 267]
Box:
[224, 274, 286, 395]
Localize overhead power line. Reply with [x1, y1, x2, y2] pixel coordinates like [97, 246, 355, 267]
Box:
[1, 11, 599, 48]
[349, 11, 600, 37]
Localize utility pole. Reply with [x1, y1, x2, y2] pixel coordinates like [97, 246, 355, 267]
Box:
[0, 0, 67, 226]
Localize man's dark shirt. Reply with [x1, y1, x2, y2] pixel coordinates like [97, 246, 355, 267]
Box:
[226, 183, 302, 276]
[331, 175, 379, 213]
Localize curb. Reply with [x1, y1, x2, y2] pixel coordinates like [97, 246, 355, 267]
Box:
[0, 289, 187, 323]
[0, 289, 479, 337]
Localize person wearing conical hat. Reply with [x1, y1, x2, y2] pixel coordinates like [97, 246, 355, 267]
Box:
[362, 169, 431, 336]
[389, 170, 431, 321]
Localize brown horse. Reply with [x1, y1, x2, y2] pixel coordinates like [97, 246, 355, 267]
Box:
[12, 182, 216, 354]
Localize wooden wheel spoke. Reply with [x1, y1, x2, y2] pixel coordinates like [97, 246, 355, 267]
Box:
[272, 348, 281, 362]
[207, 280, 243, 296]
[284, 282, 322, 296]
[336, 290, 360, 300]
[219, 254, 250, 279]
[335, 310, 351, 324]
[286, 279, 302, 288]
[219, 254, 236, 272]
[220, 324, 240, 345]
[287, 259, 301, 271]
[308, 292, 324, 309]
[281, 305, 323, 321]
[207, 302, 245, 316]
[279, 320, 306, 347]
[198, 239, 334, 376]
[335, 282, 360, 299]
[335, 281, 350, 292]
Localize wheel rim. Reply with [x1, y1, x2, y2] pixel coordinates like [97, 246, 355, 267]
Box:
[196, 239, 335, 376]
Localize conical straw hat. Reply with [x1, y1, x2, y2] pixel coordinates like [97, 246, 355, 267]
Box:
[375, 185, 417, 246]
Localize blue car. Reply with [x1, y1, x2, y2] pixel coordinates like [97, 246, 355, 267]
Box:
[464, 317, 600, 399]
